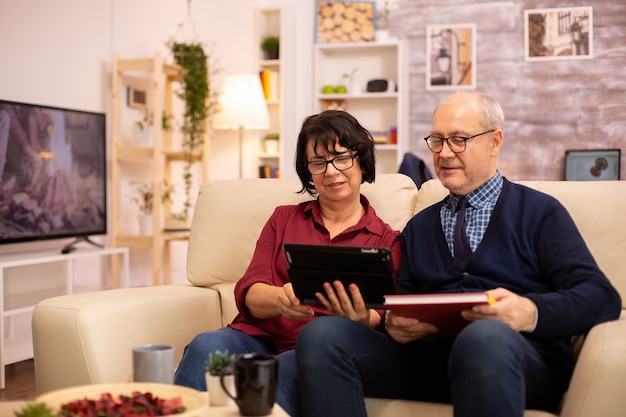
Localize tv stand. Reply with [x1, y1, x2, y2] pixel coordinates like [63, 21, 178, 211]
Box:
[0, 246, 129, 389]
[61, 236, 104, 254]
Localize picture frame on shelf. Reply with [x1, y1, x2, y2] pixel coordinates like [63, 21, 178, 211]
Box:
[316, 0, 375, 44]
[127, 86, 147, 110]
[564, 149, 620, 181]
[524, 7, 593, 62]
[425, 24, 476, 91]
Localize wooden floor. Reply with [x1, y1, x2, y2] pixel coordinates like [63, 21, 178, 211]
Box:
[0, 359, 37, 401]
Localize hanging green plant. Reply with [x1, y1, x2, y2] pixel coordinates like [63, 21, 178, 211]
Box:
[167, 41, 218, 222]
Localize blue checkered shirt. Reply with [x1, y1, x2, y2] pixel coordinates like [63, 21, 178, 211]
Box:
[441, 172, 503, 255]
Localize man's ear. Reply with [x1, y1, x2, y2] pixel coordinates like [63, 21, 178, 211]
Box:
[490, 129, 503, 156]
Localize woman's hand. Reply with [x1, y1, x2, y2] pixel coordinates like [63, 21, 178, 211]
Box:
[277, 282, 315, 320]
[386, 310, 438, 344]
[246, 282, 313, 320]
[315, 281, 375, 327]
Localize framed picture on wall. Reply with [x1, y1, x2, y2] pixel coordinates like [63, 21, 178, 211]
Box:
[425, 24, 476, 91]
[316, 1, 375, 43]
[564, 149, 621, 181]
[525, 7, 593, 61]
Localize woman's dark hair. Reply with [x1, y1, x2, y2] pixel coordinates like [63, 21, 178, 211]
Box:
[295, 110, 376, 196]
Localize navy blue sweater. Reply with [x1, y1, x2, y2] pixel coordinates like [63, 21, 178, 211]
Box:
[398, 178, 621, 377]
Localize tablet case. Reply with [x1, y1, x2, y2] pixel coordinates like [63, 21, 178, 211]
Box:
[283, 243, 397, 308]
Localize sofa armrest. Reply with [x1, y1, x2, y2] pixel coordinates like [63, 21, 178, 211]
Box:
[560, 315, 626, 417]
[32, 285, 220, 394]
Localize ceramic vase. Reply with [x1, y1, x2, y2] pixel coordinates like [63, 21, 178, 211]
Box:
[206, 372, 234, 406]
[375, 29, 389, 43]
[350, 80, 362, 95]
[133, 125, 153, 147]
[138, 214, 153, 236]
[264, 139, 279, 155]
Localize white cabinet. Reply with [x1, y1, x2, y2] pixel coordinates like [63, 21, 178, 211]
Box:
[255, 7, 283, 178]
[0, 246, 129, 388]
[314, 41, 408, 174]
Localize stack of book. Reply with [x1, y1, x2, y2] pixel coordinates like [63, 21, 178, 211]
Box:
[259, 165, 280, 178]
[260, 69, 280, 101]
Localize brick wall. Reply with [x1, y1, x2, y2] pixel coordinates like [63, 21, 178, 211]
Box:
[391, 0, 625, 180]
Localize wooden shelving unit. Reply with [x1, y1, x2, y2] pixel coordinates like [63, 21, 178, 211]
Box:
[111, 53, 209, 285]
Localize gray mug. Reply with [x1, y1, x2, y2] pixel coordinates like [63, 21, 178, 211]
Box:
[132, 344, 175, 384]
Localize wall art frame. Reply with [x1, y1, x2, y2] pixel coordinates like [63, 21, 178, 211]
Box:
[564, 149, 620, 181]
[425, 24, 476, 91]
[525, 6, 593, 62]
[315, 0, 375, 44]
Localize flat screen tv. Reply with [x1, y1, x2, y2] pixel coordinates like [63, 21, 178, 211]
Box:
[0, 99, 106, 248]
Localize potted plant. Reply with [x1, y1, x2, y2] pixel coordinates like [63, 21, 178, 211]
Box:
[263, 133, 279, 154]
[133, 108, 154, 147]
[342, 67, 360, 94]
[134, 109, 172, 147]
[167, 40, 218, 226]
[376, 0, 391, 42]
[261, 36, 279, 60]
[131, 180, 154, 235]
[205, 349, 235, 406]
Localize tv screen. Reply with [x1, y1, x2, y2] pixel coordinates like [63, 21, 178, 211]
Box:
[0, 99, 106, 245]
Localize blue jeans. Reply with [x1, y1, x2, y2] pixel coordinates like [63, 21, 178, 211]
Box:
[174, 327, 301, 417]
[297, 316, 566, 417]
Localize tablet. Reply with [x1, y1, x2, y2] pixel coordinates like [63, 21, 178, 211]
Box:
[283, 243, 397, 308]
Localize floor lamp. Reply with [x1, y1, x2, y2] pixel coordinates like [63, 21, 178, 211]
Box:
[213, 73, 270, 178]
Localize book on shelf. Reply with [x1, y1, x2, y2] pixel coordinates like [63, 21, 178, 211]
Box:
[384, 292, 495, 336]
[258, 165, 280, 178]
[259, 69, 280, 101]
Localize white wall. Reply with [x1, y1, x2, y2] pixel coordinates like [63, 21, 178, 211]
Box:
[0, 0, 257, 287]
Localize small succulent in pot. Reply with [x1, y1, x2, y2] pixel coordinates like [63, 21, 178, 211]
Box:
[261, 36, 279, 60]
[205, 349, 235, 376]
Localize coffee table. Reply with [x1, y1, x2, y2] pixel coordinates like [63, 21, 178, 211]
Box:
[0, 400, 289, 416]
[200, 403, 289, 416]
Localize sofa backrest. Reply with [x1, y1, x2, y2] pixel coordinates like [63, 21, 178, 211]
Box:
[416, 179, 626, 307]
[187, 173, 419, 288]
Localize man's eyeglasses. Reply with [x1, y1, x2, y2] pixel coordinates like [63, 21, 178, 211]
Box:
[307, 154, 356, 175]
[424, 129, 496, 153]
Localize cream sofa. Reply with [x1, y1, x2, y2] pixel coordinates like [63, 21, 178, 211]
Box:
[33, 173, 626, 417]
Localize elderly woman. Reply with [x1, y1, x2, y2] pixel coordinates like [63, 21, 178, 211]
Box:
[173, 110, 401, 417]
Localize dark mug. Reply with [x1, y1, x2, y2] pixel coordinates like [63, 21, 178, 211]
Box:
[220, 353, 278, 416]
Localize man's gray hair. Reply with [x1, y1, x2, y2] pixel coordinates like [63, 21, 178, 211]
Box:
[434, 92, 504, 130]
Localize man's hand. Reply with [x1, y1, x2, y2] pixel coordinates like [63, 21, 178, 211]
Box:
[461, 287, 538, 332]
[316, 281, 373, 327]
[386, 311, 439, 344]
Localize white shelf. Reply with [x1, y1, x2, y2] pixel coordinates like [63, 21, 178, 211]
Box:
[256, 7, 283, 179]
[314, 40, 408, 174]
[317, 92, 398, 100]
[0, 246, 130, 389]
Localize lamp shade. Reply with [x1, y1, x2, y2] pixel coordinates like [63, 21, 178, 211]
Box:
[213, 73, 270, 130]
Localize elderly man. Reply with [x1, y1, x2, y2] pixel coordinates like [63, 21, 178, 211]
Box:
[296, 92, 621, 417]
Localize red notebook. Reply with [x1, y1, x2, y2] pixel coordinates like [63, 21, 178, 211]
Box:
[384, 292, 495, 336]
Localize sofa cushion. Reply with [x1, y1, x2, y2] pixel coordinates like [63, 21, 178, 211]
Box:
[187, 174, 419, 288]
[32, 285, 220, 393]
